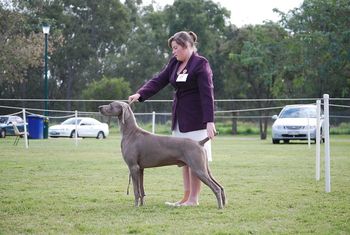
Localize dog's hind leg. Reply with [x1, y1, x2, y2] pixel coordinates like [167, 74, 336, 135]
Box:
[207, 168, 226, 206]
[194, 170, 223, 209]
[206, 161, 226, 206]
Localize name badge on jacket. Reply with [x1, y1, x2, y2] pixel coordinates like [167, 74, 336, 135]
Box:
[176, 73, 188, 82]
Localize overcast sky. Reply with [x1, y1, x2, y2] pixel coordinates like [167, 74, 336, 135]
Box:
[142, 0, 304, 27]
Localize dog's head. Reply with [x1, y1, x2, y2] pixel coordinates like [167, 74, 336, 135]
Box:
[99, 101, 131, 124]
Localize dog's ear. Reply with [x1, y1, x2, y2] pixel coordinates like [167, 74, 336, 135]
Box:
[121, 103, 131, 124]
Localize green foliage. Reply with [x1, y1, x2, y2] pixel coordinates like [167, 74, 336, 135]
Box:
[1, 0, 349, 115]
[103, 4, 170, 94]
[278, 0, 350, 98]
[331, 122, 350, 135]
[223, 23, 290, 139]
[82, 76, 131, 110]
[17, 0, 131, 104]
[82, 76, 131, 100]
[0, 7, 43, 98]
[225, 23, 288, 100]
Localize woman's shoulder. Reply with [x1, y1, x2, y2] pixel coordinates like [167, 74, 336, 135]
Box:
[191, 53, 212, 75]
[164, 56, 178, 69]
[193, 53, 209, 64]
[189, 53, 211, 70]
[168, 56, 178, 65]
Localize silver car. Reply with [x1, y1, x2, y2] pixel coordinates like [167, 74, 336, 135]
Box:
[271, 104, 324, 144]
[0, 115, 26, 138]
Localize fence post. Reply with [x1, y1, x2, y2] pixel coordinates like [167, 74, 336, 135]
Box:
[22, 108, 29, 149]
[323, 94, 331, 192]
[75, 110, 78, 147]
[316, 99, 321, 181]
[307, 117, 311, 148]
[152, 111, 156, 134]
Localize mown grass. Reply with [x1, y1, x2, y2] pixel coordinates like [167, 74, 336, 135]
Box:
[0, 133, 349, 234]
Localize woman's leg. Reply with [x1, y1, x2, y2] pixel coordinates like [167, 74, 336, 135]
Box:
[178, 166, 190, 203]
[181, 168, 201, 206]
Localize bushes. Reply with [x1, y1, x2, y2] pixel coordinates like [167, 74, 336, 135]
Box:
[330, 122, 350, 135]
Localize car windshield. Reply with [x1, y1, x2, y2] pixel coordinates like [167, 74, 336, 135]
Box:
[0, 117, 9, 124]
[280, 107, 317, 118]
[62, 118, 82, 125]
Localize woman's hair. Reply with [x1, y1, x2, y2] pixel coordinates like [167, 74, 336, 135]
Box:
[168, 31, 198, 51]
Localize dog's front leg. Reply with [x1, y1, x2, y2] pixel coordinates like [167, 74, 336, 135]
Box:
[130, 165, 141, 207]
[139, 168, 145, 206]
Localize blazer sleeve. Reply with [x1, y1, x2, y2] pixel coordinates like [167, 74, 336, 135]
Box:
[197, 59, 215, 123]
[137, 58, 175, 102]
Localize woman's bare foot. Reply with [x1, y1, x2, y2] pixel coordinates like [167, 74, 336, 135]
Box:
[179, 201, 199, 206]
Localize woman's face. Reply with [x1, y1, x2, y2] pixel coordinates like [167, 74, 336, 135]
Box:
[171, 41, 191, 62]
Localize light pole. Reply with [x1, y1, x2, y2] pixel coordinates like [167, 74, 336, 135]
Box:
[42, 24, 50, 139]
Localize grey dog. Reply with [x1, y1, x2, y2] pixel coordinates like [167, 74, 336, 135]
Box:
[99, 101, 225, 209]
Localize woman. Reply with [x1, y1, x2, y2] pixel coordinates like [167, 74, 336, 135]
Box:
[128, 31, 216, 206]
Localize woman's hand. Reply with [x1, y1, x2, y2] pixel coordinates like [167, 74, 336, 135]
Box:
[206, 122, 216, 139]
[128, 93, 141, 104]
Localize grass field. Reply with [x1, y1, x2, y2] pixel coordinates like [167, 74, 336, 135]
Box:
[1, 133, 349, 234]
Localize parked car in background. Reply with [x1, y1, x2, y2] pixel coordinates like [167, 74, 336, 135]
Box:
[0, 115, 26, 138]
[271, 104, 324, 144]
[49, 117, 109, 139]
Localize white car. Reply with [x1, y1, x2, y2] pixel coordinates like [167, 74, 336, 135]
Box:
[271, 104, 324, 144]
[49, 117, 109, 139]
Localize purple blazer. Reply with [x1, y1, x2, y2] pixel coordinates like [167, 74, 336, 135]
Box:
[137, 52, 214, 132]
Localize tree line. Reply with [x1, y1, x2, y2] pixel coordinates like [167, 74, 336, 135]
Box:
[1, 0, 349, 138]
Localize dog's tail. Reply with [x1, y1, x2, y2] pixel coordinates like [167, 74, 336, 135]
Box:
[198, 132, 218, 146]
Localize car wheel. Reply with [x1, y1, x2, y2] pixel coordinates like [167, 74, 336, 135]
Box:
[272, 139, 279, 144]
[70, 130, 77, 138]
[96, 131, 105, 139]
[0, 129, 5, 138]
[283, 140, 290, 144]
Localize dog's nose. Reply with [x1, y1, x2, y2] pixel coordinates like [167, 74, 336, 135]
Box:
[98, 106, 104, 112]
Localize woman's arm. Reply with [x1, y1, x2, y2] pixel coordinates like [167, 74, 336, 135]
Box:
[136, 57, 177, 102]
[196, 59, 216, 138]
[206, 122, 217, 139]
[128, 93, 141, 104]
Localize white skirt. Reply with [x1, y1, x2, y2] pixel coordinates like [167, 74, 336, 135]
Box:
[172, 123, 212, 162]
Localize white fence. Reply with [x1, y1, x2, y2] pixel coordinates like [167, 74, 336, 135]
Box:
[1, 95, 350, 192]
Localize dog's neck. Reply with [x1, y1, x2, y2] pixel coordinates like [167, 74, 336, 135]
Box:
[118, 112, 139, 137]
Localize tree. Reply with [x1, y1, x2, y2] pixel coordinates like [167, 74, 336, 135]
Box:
[225, 23, 288, 139]
[0, 7, 43, 98]
[104, 3, 170, 93]
[102, 2, 173, 114]
[11, 0, 131, 110]
[277, 0, 350, 98]
[52, 0, 131, 109]
[82, 77, 131, 111]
